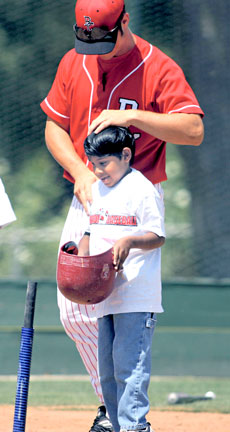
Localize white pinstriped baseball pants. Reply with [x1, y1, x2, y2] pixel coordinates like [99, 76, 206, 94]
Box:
[57, 196, 103, 403]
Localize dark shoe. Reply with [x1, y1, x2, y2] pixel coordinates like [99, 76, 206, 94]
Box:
[89, 405, 113, 432]
[143, 423, 154, 432]
[139, 424, 154, 432]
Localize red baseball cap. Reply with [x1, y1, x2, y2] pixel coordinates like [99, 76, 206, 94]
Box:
[74, 0, 125, 55]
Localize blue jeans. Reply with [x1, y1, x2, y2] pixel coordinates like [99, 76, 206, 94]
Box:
[98, 312, 157, 432]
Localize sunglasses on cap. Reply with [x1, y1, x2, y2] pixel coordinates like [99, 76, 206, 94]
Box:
[73, 6, 125, 55]
[73, 23, 120, 43]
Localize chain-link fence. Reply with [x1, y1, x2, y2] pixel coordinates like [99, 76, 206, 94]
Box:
[0, 0, 229, 280]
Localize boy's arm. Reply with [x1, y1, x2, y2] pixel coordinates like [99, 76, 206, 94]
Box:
[113, 232, 165, 271]
[77, 233, 90, 256]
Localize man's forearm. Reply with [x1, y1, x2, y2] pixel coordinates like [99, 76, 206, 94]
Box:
[129, 110, 204, 146]
[44, 117, 97, 213]
[45, 117, 87, 180]
[89, 109, 204, 146]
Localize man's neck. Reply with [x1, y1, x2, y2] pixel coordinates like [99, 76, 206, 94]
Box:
[99, 29, 136, 61]
[115, 29, 136, 57]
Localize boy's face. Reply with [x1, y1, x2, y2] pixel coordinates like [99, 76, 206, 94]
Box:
[89, 148, 131, 187]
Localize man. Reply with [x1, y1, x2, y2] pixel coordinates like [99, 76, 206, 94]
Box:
[40, 0, 204, 431]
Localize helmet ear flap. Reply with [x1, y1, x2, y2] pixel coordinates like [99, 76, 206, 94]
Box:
[57, 243, 116, 304]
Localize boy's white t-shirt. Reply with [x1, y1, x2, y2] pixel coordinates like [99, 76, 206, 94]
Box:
[0, 178, 17, 228]
[87, 168, 165, 318]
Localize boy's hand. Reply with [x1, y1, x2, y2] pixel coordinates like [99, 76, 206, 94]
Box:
[113, 237, 132, 271]
[112, 232, 165, 271]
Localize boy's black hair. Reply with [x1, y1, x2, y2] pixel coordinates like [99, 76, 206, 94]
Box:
[84, 126, 135, 165]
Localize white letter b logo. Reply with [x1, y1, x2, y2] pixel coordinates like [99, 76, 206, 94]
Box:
[119, 98, 139, 110]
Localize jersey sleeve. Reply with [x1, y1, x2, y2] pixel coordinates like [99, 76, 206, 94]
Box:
[136, 184, 166, 238]
[153, 53, 204, 116]
[40, 52, 71, 129]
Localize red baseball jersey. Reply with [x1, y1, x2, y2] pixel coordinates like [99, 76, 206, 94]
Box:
[40, 34, 204, 185]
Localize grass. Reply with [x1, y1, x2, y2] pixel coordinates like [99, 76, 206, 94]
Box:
[0, 376, 229, 413]
[148, 376, 230, 413]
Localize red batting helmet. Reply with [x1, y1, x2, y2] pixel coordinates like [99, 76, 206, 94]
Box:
[57, 242, 116, 304]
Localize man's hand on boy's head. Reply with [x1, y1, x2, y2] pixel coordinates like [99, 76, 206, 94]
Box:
[88, 109, 133, 135]
[112, 237, 132, 271]
[73, 168, 97, 215]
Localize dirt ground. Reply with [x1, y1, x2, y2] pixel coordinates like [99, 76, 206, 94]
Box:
[2, 405, 230, 432]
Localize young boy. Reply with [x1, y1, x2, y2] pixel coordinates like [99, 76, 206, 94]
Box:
[78, 126, 165, 432]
